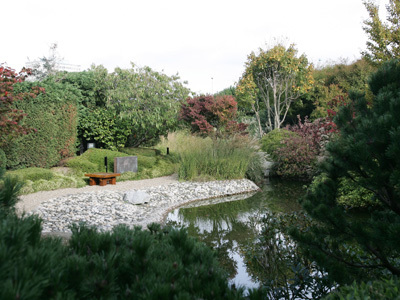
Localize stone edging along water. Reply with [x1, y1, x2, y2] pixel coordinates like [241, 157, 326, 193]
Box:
[30, 179, 260, 237]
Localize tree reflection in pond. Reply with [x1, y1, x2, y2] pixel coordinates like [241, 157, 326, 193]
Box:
[166, 178, 305, 290]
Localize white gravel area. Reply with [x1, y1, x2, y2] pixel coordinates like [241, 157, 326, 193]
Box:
[15, 175, 260, 235]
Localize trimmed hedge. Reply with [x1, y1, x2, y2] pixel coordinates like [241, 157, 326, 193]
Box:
[3, 81, 79, 169]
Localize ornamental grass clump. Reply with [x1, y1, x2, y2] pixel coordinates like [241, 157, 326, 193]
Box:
[177, 134, 257, 181]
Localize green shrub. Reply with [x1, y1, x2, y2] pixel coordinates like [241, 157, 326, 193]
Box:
[66, 149, 129, 173]
[19, 174, 85, 195]
[260, 129, 299, 159]
[64, 157, 98, 173]
[310, 174, 380, 209]
[324, 277, 400, 300]
[337, 177, 380, 209]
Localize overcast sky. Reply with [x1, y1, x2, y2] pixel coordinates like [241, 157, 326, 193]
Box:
[2, 0, 389, 94]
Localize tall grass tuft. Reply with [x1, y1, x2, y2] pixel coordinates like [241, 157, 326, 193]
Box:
[159, 131, 258, 181]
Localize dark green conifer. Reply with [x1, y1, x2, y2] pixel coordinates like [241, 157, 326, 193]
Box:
[291, 60, 400, 284]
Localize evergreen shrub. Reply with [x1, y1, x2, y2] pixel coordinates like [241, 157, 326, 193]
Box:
[290, 60, 400, 284]
[0, 215, 247, 299]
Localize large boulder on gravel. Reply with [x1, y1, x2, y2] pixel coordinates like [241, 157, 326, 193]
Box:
[123, 190, 150, 205]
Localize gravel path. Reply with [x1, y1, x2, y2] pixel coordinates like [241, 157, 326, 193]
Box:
[16, 174, 179, 214]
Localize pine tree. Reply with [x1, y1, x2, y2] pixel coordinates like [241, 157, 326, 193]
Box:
[290, 60, 400, 284]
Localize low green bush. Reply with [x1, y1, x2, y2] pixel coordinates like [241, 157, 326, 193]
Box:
[0, 213, 247, 299]
[19, 174, 86, 195]
[7, 167, 55, 182]
[64, 157, 98, 173]
[66, 149, 130, 173]
[337, 177, 380, 209]
[323, 277, 400, 300]
[260, 129, 299, 159]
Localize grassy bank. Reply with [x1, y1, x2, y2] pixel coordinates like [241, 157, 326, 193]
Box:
[5, 148, 177, 195]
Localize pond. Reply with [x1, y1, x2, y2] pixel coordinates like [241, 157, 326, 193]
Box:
[165, 178, 306, 290]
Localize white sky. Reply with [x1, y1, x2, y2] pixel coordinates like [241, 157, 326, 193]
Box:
[1, 0, 389, 94]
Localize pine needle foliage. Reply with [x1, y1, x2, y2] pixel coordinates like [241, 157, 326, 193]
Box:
[0, 169, 250, 299]
[290, 60, 400, 285]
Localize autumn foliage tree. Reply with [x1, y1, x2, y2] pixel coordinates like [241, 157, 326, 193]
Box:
[180, 95, 247, 137]
[0, 65, 42, 147]
[363, 0, 400, 64]
[236, 44, 314, 136]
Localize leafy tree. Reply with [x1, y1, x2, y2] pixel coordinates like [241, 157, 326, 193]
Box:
[180, 95, 247, 137]
[290, 60, 400, 285]
[363, 0, 400, 64]
[0, 65, 43, 148]
[52, 68, 107, 109]
[310, 59, 376, 119]
[105, 63, 191, 147]
[236, 44, 314, 135]
[78, 107, 131, 151]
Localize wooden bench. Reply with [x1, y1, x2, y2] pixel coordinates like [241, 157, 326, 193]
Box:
[84, 172, 121, 186]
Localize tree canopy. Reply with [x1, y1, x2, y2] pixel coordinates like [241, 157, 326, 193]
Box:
[236, 44, 314, 135]
[104, 63, 191, 147]
[363, 0, 400, 64]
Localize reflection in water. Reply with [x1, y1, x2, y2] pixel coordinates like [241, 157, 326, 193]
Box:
[166, 178, 305, 290]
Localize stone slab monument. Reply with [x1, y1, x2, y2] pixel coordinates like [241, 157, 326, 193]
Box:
[114, 156, 138, 173]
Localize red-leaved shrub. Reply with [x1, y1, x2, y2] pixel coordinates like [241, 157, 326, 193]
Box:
[180, 95, 247, 137]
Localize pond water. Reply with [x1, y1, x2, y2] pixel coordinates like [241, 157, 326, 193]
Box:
[166, 178, 306, 290]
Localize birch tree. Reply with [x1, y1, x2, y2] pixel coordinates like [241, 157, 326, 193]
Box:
[237, 44, 314, 134]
